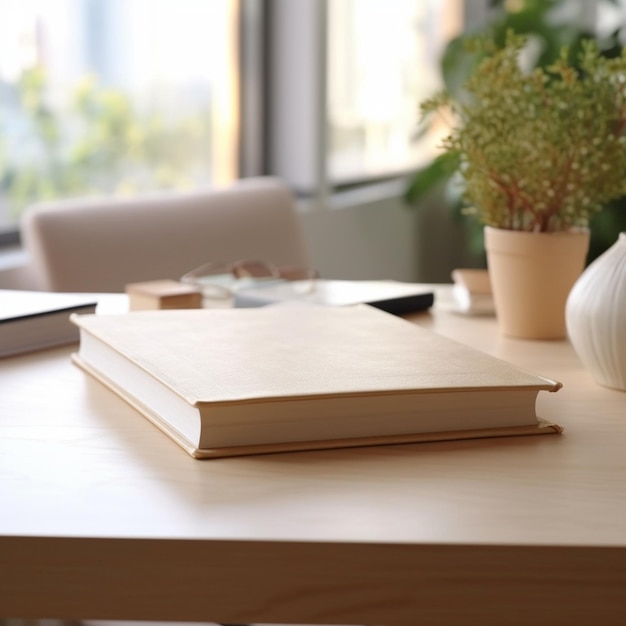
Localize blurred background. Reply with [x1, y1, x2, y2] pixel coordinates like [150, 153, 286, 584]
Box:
[0, 0, 624, 287]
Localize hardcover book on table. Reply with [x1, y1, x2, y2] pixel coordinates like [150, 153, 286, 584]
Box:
[70, 305, 562, 458]
[1, 289, 97, 358]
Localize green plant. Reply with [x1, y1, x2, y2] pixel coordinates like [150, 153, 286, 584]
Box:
[405, 0, 626, 262]
[420, 32, 626, 232]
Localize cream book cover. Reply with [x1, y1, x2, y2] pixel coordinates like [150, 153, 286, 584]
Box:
[71, 305, 562, 458]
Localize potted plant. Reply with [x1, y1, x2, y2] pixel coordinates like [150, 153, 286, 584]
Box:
[405, 0, 626, 268]
[419, 32, 626, 339]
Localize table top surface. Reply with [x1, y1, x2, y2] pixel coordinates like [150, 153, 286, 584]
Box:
[2, 285, 625, 549]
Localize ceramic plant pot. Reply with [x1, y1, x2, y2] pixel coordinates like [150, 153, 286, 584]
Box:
[484, 226, 590, 340]
[566, 232, 626, 391]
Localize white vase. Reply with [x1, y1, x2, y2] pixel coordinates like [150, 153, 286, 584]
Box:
[566, 232, 626, 391]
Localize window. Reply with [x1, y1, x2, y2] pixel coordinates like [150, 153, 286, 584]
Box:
[327, 0, 463, 185]
[0, 0, 240, 235]
[0, 0, 467, 239]
[264, 0, 464, 200]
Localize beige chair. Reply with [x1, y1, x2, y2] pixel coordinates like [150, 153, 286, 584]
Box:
[21, 177, 311, 293]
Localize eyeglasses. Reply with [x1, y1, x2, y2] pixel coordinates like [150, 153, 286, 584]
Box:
[180, 259, 318, 307]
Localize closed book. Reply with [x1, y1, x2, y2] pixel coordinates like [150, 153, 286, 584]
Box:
[234, 279, 434, 315]
[1, 289, 97, 358]
[70, 305, 562, 459]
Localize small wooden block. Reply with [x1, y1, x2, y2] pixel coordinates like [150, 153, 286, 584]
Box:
[125, 280, 202, 311]
[450, 268, 494, 316]
[451, 268, 492, 294]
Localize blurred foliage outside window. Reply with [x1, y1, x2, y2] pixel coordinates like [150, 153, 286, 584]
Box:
[0, 67, 213, 220]
[0, 0, 239, 234]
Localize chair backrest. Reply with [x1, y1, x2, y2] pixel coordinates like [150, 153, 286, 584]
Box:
[21, 177, 311, 292]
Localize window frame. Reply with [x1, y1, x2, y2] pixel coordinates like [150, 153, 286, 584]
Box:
[0, 0, 489, 245]
[261, 0, 487, 208]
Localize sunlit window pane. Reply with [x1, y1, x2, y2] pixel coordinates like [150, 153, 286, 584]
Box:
[327, 0, 463, 183]
[0, 0, 239, 232]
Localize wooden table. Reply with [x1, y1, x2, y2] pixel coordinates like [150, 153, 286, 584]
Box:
[1, 287, 626, 625]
